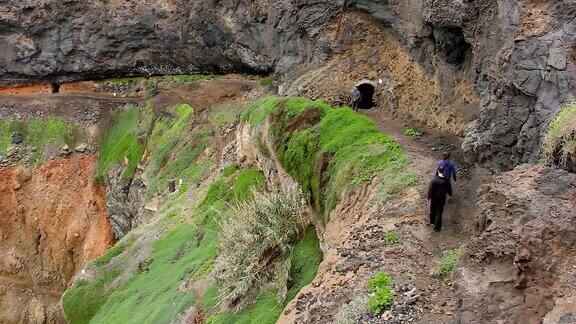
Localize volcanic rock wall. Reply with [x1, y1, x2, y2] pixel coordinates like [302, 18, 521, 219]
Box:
[457, 165, 576, 323]
[1, 0, 575, 169]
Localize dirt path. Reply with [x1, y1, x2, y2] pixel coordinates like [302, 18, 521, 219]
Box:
[0, 275, 62, 300]
[362, 107, 492, 321]
[364, 107, 488, 247]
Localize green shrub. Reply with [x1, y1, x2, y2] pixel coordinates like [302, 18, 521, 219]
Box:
[384, 231, 399, 245]
[213, 187, 307, 309]
[542, 101, 576, 166]
[367, 272, 395, 315]
[435, 249, 460, 278]
[403, 127, 422, 137]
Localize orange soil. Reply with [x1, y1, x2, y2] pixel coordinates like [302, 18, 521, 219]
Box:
[0, 154, 115, 322]
[0, 84, 52, 95]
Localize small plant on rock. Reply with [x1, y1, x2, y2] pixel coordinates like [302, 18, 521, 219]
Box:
[260, 77, 274, 86]
[384, 231, 399, 245]
[403, 127, 422, 137]
[367, 272, 395, 315]
[435, 248, 460, 279]
[542, 101, 576, 167]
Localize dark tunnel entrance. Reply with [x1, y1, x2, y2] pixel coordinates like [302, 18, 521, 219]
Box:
[51, 83, 60, 93]
[356, 81, 375, 109]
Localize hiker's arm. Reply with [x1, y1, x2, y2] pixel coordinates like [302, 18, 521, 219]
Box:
[453, 165, 458, 182]
[427, 181, 433, 200]
[447, 180, 453, 197]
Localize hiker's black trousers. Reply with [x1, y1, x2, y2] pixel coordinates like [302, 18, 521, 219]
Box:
[429, 198, 446, 231]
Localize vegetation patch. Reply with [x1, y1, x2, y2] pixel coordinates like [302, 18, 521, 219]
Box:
[367, 272, 395, 315]
[213, 187, 307, 309]
[207, 105, 242, 130]
[96, 105, 150, 180]
[403, 127, 422, 137]
[208, 227, 322, 323]
[384, 231, 399, 245]
[435, 248, 460, 279]
[144, 104, 196, 195]
[62, 267, 122, 324]
[542, 101, 576, 167]
[242, 96, 408, 220]
[0, 116, 77, 162]
[260, 77, 274, 86]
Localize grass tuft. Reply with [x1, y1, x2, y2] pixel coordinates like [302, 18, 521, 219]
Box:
[213, 187, 307, 309]
[435, 248, 460, 279]
[542, 101, 576, 167]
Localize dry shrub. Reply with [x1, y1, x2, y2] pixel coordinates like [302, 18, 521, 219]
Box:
[212, 187, 308, 310]
[542, 101, 576, 166]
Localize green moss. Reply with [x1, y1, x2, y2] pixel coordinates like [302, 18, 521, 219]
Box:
[0, 116, 77, 162]
[202, 283, 221, 310]
[241, 96, 283, 127]
[95, 243, 126, 266]
[96, 106, 146, 180]
[207, 291, 284, 324]
[144, 104, 195, 195]
[90, 224, 218, 323]
[207, 105, 242, 130]
[244, 97, 408, 220]
[147, 127, 210, 196]
[285, 227, 323, 302]
[61, 268, 122, 324]
[233, 168, 266, 201]
[222, 164, 238, 177]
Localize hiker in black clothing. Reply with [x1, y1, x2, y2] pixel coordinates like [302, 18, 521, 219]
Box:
[427, 165, 453, 231]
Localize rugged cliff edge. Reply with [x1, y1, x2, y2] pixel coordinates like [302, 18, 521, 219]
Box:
[2, 1, 575, 170]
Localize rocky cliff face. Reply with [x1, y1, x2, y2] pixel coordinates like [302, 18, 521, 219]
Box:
[0, 155, 115, 323]
[1, 1, 574, 169]
[457, 165, 576, 323]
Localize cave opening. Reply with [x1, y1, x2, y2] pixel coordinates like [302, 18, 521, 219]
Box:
[432, 26, 471, 67]
[51, 82, 60, 93]
[356, 81, 375, 109]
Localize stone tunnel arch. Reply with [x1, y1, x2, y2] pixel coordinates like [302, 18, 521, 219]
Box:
[355, 79, 376, 109]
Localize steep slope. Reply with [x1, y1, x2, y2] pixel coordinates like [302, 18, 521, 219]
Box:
[0, 155, 115, 323]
